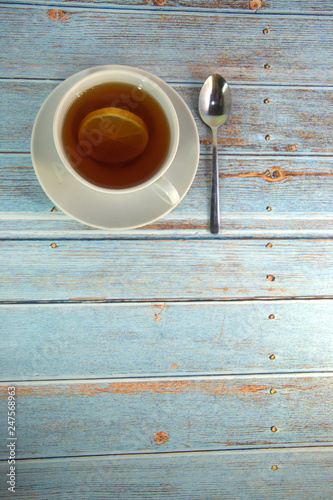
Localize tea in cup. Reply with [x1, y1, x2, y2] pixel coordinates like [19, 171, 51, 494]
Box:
[53, 67, 180, 204]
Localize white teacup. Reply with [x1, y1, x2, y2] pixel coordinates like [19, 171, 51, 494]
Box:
[53, 67, 180, 205]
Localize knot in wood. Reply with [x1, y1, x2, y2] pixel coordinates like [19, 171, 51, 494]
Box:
[155, 431, 169, 445]
[263, 168, 284, 182]
[250, 0, 262, 10]
[47, 9, 69, 22]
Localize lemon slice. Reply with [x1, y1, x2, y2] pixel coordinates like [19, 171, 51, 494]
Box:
[78, 107, 149, 164]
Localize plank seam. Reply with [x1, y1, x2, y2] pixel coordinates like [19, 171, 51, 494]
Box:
[2, 1, 333, 18]
[1, 371, 333, 385]
[2, 77, 333, 90]
[1, 296, 333, 306]
[1, 444, 333, 464]
[1, 229, 333, 237]
[0, 297, 332, 306]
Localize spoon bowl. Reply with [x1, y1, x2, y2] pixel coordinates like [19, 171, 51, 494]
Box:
[199, 74, 231, 234]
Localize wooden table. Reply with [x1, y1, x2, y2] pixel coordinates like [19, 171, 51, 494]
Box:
[1, 1, 333, 498]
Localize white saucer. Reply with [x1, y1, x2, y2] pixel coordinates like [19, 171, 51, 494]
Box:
[31, 65, 200, 230]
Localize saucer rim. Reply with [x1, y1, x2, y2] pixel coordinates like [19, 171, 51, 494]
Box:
[31, 65, 200, 230]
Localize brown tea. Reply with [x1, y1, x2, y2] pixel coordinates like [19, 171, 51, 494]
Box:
[61, 82, 171, 189]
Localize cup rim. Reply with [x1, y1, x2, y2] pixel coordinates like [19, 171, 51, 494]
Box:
[53, 67, 180, 194]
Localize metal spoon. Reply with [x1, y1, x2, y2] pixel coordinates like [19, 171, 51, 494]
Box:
[199, 74, 231, 234]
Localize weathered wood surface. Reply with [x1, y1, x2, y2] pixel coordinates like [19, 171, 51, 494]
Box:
[2, 81, 333, 154]
[1, 300, 332, 380]
[1, 6, 333, 84]
[1, 0, 333, 497]
[1, 375, 332, 458]
[1, 153, 333, 237]
[1, 211, 333, 238]
[2, 79, 333, 236]
[1, 448, 333, 500]
[1, 239, 333, 301]
[8, 0, 333, 14]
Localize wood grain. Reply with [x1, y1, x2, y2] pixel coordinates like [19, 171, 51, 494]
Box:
[0, 375, 332, 458]
[1, 152, 333, 237]
[0, 448, 332, 499]
[2, 81, 333, 154]
[11, 0, 333, 14]
[1, 300, 333, 380]
[1, 213, 333, 239]
[1, 239, 333, 301]
[1, 7, 333, 84]
[1, 0, 333, 497]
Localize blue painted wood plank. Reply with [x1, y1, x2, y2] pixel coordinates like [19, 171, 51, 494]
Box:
[1, 7, 333, 84]
[2, 81, 333, 154]
[1, 213, 333, 239]
[0, 375, 332, 458]
[1, 239, 333, 301]
[0, 1, 331, 497]
[4, 0, 333, 15]
[1, 152, 333, 237]
[0, 447, 332, 499]
[1, 300, 333, 380]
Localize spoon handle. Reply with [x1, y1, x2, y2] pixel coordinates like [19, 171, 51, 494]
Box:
[210, 129, 220, 234]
